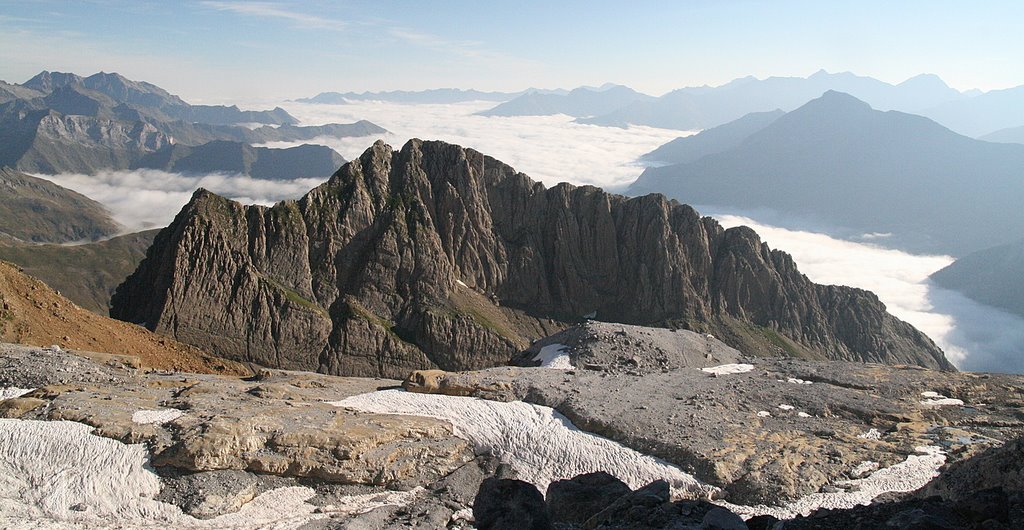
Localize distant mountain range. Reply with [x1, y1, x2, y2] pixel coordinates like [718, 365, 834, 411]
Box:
[578, 70, 965, 131]
[477, 85, 654, 117]
[981, 125, 1024, 144]
[917, 85, 1024, 138]
[931, 239, 1024, 319]
[629, 91, 1024, 255]
[23, 71, 296, 126]
[0, 71, 385, 178]
[296, 87, 567, 105]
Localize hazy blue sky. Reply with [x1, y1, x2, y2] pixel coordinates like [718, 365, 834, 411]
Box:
[1, 0, 1021, 103]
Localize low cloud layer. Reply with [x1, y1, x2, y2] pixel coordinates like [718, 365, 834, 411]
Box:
[714, 213, 1024, 374]
[265, 100, 685, 190]
[42, 169, 325, 231]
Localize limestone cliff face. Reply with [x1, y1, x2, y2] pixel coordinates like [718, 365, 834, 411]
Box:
[111, 140, 952, 377]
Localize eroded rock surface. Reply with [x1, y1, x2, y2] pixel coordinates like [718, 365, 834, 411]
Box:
[403, 327, 1024, 506]
[0, 343, 472, 496]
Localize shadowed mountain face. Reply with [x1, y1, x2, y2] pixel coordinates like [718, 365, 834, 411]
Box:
[639, 109, 784, 165]
[630, 91, 1024, 255]
[931, 239, 1024, 320]
[0, 168, 121, 243]
[110, 139, 950, 378]
[133, 141, 346, 180]
[0, 230, 157, 315]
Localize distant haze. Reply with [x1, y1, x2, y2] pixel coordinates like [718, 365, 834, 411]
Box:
[1, 2, 1023, 102]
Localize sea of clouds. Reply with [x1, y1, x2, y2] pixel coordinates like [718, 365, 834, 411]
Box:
[265, 100, 686, 190]
[37, 99, 1022, 373]
[43, 169, 326, 231]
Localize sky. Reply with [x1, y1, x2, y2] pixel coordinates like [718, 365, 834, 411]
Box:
[1, 1, 1023, 102]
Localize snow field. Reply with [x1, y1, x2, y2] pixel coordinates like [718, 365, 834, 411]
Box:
[0, 419, 422, 529]
[720, 446, 946, 519]
[331, 390, 719, 498]
[702, 363, 754, 375]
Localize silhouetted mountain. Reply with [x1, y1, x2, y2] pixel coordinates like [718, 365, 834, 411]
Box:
[23, 71, 297, 126]
[981, 125, 1024, 144]
[134, 141, 345, 180]
[931, 239, 1024, 319]
[0, 168, 121, 243]
[580, 70, 963, 130]
[640, 110, 784, 165]
[110, 139, 950, 378]
[478, 85, 654, 117]
[919, 85, 1024, 137]
[630, 91, 1024, 255]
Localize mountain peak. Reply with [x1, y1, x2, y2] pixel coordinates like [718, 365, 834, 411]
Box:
[800, 90, 873, 113]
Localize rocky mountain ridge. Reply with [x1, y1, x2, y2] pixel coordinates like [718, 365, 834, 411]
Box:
[23, 70, 296, 126]
[111, 139, 951, 377]
[0, 72, 384, 178]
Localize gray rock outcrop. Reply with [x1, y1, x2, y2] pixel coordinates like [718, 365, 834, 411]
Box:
[111, 139, 951, 377]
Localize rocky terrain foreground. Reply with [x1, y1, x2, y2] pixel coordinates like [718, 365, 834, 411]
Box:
[112, 139, 949, 379]
[0, 321, 1021, 528]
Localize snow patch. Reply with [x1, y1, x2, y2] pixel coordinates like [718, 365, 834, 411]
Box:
[455, 279, 467, 288]
[756, 411, 772, 418]
[317, 487, 425, 517]
[0, 419, 326, 528]
[532, 343, 574, 370]
[921, 398, 965, 406]
[702, 363, 754, 375]
[330, 390, 717, 498]
[787, 377, 812, 385]
[920, 391, 964, 406]
[722, 446, 946, 519]
[858, 428, 883, 440]
[778, 404, 794, 411]
[0, 387, 34, 401]
[132, 409, 185, 425]
[797, 412, 812, 418]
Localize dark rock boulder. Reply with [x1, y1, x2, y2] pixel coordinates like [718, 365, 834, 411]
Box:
[473, 477, 552, 530]
[545, 472, 632, 525]
[111, 139, 951, 377]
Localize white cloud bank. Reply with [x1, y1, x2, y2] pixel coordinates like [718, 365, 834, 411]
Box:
[266, 100, 685, 190]
[714, 214, 1024, 373]
[41, 169, 325, 232]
